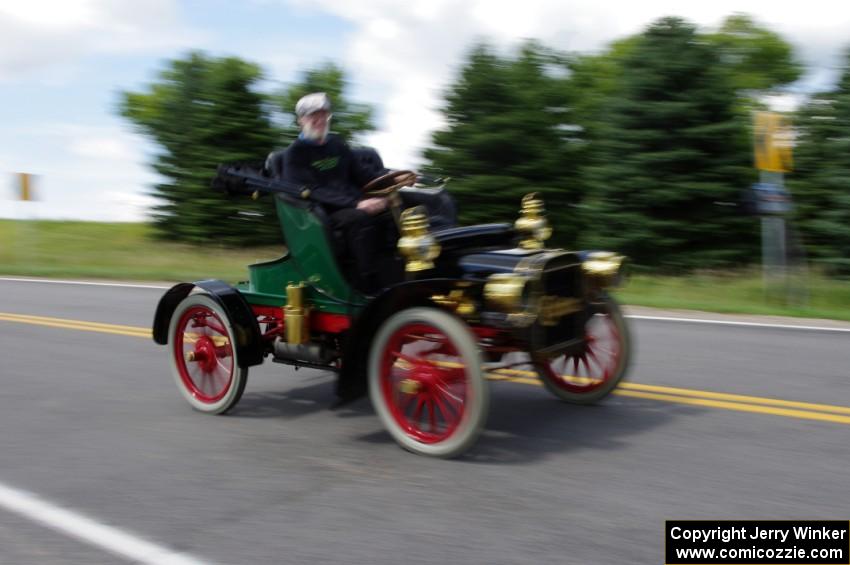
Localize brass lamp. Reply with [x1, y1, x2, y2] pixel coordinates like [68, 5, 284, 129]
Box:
[582, 251, 627, 289]
[515, 193, 552, 250]
[397, 206, 441, 272]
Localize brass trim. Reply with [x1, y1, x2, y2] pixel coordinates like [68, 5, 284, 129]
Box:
[285, 283, 310, 344]
[286, 283, 304, 309]
[539, 296, 582, 326]
[483, 274, 528, 313]
[184, 334, 229, 347]
[397, 206, 441, 272]
[431, 289, 477, 317]
[508, 249, 583, 328]
[582, 251, 626, 288]
[514, 193, 552, 250]
[399, 379, 421, 394]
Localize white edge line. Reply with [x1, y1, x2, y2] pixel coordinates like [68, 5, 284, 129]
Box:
[0, 277, 169, 290]
[2, 277, 847, 333]
[627, 314, 850, 333]
[0, 482, 213, 565]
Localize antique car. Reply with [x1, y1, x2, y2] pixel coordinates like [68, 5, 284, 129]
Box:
[152, 157, 630, 458]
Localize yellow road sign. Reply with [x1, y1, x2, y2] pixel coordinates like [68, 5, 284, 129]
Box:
[754, 111, 793, 173]
[17, 173, 34, 201]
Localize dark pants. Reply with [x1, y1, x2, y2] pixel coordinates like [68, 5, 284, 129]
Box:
[329, 208, 393, 293]
[330, 190, 457, 293]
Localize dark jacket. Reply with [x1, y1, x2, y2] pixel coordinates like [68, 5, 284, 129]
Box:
[279, 134, 379, 213]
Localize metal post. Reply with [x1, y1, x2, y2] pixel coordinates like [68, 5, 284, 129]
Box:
[759, 171, 788, 302]
[761, 215, 770, 291]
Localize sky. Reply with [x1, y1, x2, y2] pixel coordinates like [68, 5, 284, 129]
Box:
[1, 0, 848, 222]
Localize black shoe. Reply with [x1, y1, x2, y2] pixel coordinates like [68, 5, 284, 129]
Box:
[331, 379, 367, 410]
[329, 394, 362, 410]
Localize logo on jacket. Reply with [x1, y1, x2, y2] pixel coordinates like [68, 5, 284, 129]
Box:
[311, 157, 340, 172]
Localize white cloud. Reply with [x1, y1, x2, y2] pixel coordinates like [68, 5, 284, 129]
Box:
[0, 121, 161, 221]
[0, 0, 100, 29]
[0, 0, 205, 83]
[366, 18, 401, 40]
[70, 136, 136, 161]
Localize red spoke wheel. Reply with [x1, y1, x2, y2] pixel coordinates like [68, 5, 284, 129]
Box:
[534, 294, 630, 404]
[369, 308, 488, 458]
[168, 294, 247, 414]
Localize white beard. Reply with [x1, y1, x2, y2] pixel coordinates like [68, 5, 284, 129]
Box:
[302, 122, 328, 143]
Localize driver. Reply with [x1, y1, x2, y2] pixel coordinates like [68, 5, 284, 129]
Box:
[275, 92, 392, 216]
[269, 92, 455, 293]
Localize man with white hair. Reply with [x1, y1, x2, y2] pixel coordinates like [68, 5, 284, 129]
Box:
[267, 92, 455, 293]
[276, 92, 391, 215]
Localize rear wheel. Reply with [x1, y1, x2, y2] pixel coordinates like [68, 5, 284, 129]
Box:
[369, 307, 488, 458]
[168, 294, 247, 414]
[534, 294, 629, 404]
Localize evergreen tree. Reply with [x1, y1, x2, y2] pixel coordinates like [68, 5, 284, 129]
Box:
[569, 37, 639, 141]
[120, 52, 280, 245]
[706, 14, 802, 95]
[423, 42, 586, 245]
[787, 49, 850, 275]
[583, 17, 757, 270]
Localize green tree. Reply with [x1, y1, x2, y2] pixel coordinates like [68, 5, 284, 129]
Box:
[424, 41, 586, 244]
[706, 14, 803, 95]
[120, 51, 280, 245]
[787, 49, 850, 275]
[583, 17, 757, 270]
[569, 36, 640, 134]
[274, 63, 375, 148]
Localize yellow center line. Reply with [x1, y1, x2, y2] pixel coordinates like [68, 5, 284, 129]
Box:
[3, 311, 849, 425]
[0, 312, 151, 338]
[486, 372, 850, 424]
[493, 368, 850, 416]
[614, 389, 850, 425]
[622, 382, 850, 416]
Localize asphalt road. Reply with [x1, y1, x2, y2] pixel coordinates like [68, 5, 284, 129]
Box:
[0, 277, 848, 565]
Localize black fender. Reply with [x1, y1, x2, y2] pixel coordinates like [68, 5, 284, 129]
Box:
[336, 278, 467, 401]
[152, 279, 264, 368]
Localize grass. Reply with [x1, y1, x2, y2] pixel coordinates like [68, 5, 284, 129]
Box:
[0, 220, 281, 282]
[615, 271, 850, 322]
[2, 219, 848, 321]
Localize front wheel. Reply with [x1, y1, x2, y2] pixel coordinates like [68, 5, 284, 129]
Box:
[534, 294, 630, 404]
[168, 294, 248, 414]
[368, 307, 488, 458]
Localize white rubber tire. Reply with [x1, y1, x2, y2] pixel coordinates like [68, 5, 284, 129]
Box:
[168, 294, 248, 414]
[368, 307, 488, 458]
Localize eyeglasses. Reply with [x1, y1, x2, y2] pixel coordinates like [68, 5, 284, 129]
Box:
[303, 111, 332, 122]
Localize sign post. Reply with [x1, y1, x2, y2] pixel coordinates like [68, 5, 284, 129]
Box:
[751, 112, 801, 304]
[8, 173, 38, 268]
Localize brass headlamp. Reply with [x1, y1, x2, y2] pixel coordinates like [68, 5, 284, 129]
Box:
[397, 206, 441, 272]
[515, 193, 552, 249]
[582, 251, 627, 289]
[483, 273, 528, 312]
[483, 273, 537, 327]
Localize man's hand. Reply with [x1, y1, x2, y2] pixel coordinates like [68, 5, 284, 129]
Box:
[356, 197, 387, 215]
[396, 171, 417, 187]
